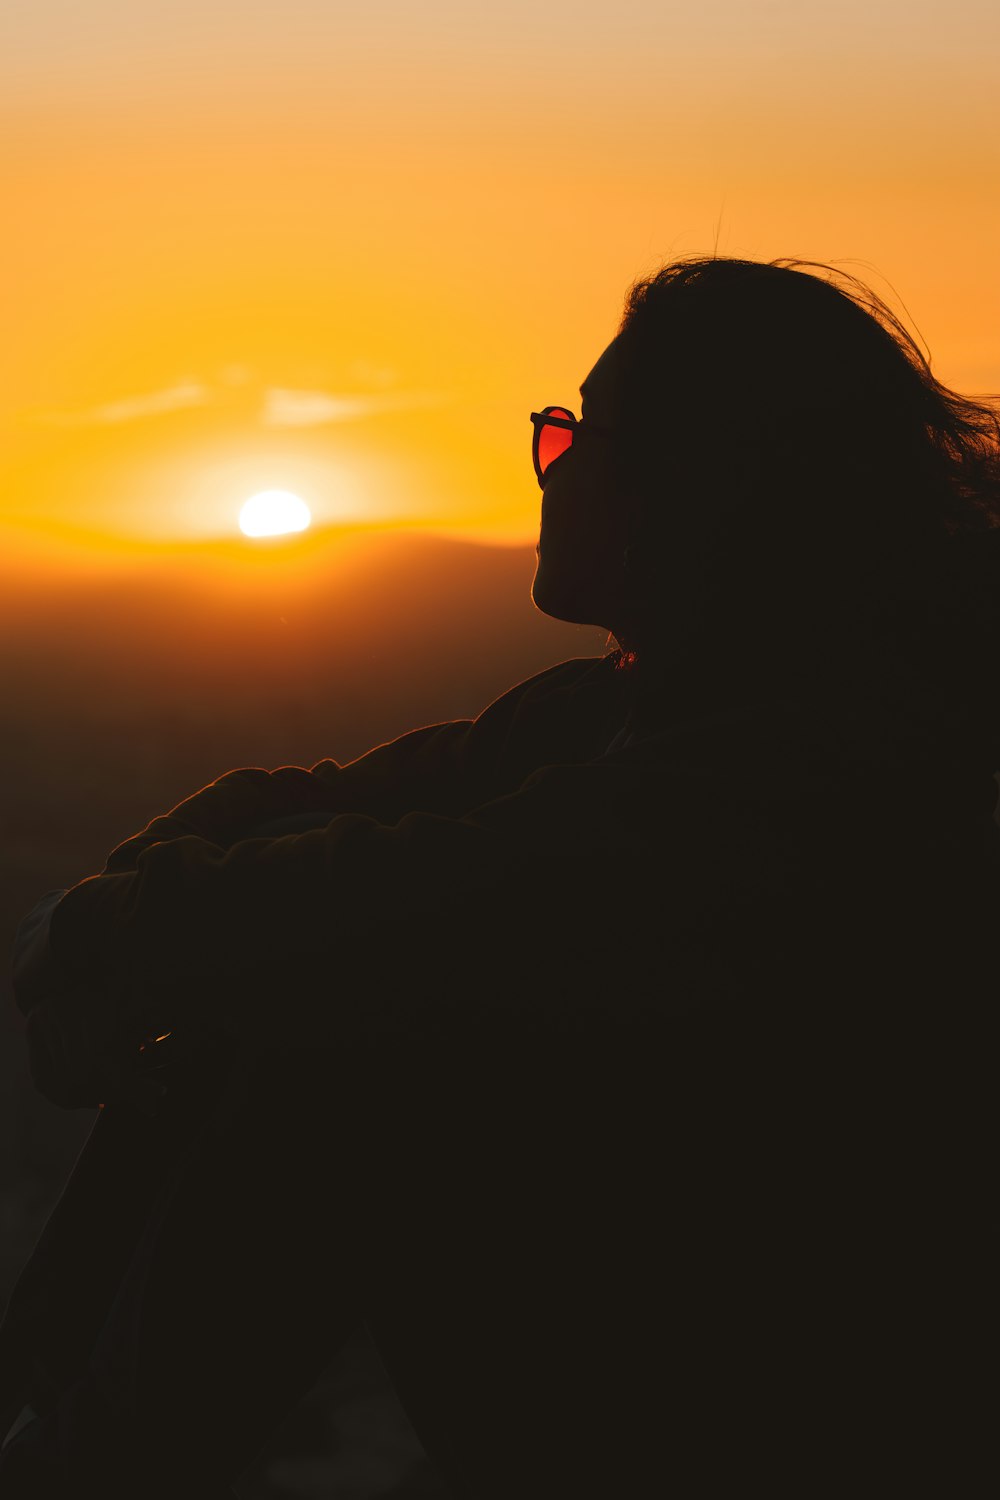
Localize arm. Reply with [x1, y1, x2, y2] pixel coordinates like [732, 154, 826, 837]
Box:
[43, 743, 745, 1051]
[99, 735, 465, 875]
[11, 655, 623, 1097]
[101, 657, 610, 875]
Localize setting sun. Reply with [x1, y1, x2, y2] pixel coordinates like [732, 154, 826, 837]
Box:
[239, 491, 312, 538]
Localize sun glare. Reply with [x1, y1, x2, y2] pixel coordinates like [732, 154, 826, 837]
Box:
[239, 490, 312, 538]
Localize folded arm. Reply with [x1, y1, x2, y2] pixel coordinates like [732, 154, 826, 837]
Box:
[99, 656, 610, 875]
[44, 748, 749, 1052]
[100, 722, 479, 874]
[12, 656, 627, 1095]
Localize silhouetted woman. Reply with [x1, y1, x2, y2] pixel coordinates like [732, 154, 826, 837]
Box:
[4, 255, 1000, 1497]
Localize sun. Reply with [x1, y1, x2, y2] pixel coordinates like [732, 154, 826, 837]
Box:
[239, 490, 312, 538]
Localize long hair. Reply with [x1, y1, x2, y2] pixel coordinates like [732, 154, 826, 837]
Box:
[615, 255, 1000, 544]
[609, 255, 1000, 775]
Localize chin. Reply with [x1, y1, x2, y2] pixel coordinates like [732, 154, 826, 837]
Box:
[531, 572, 602, 629]
[530, 562, 566, 620]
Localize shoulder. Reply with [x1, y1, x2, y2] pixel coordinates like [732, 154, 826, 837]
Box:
[469, 653, 630, 777]
[478, 653, 631, 737]
[480, 653, 623, 710]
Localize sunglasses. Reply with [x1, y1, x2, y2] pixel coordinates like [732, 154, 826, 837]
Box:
[529, 406, 614, 489]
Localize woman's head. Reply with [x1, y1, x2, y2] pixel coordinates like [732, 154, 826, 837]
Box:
[532, 255, 1000, 693]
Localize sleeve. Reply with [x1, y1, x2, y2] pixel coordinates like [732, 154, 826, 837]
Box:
[45, 749, 750, 1051]
[100, 729, 471, 874]
[100, 658, 604, 875]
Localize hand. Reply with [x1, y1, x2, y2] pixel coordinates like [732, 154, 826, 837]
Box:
[13, 891, 172, 1113]
[23, 985, 169, 1115]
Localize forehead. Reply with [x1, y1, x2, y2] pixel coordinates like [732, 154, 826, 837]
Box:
[580, 336, 624, 414]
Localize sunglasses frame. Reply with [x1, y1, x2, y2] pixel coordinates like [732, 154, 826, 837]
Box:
[529, 406, 615, 489]
[529, 407, 576, 489]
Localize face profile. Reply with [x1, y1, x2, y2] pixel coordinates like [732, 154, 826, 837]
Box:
[530, 335, 635, 634]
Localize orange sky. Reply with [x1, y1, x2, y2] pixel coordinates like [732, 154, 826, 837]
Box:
[2, 0, 999, 570]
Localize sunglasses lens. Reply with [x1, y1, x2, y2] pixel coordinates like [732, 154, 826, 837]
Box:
[537, 408, 574, 476]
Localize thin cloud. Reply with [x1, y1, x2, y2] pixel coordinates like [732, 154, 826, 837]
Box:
[261, 388, 451, 428]
[15, 377, 452, 431]
[24, 381, 211, 426]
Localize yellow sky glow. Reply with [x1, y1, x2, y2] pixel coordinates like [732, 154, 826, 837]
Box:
[2, 0, 999, 569]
